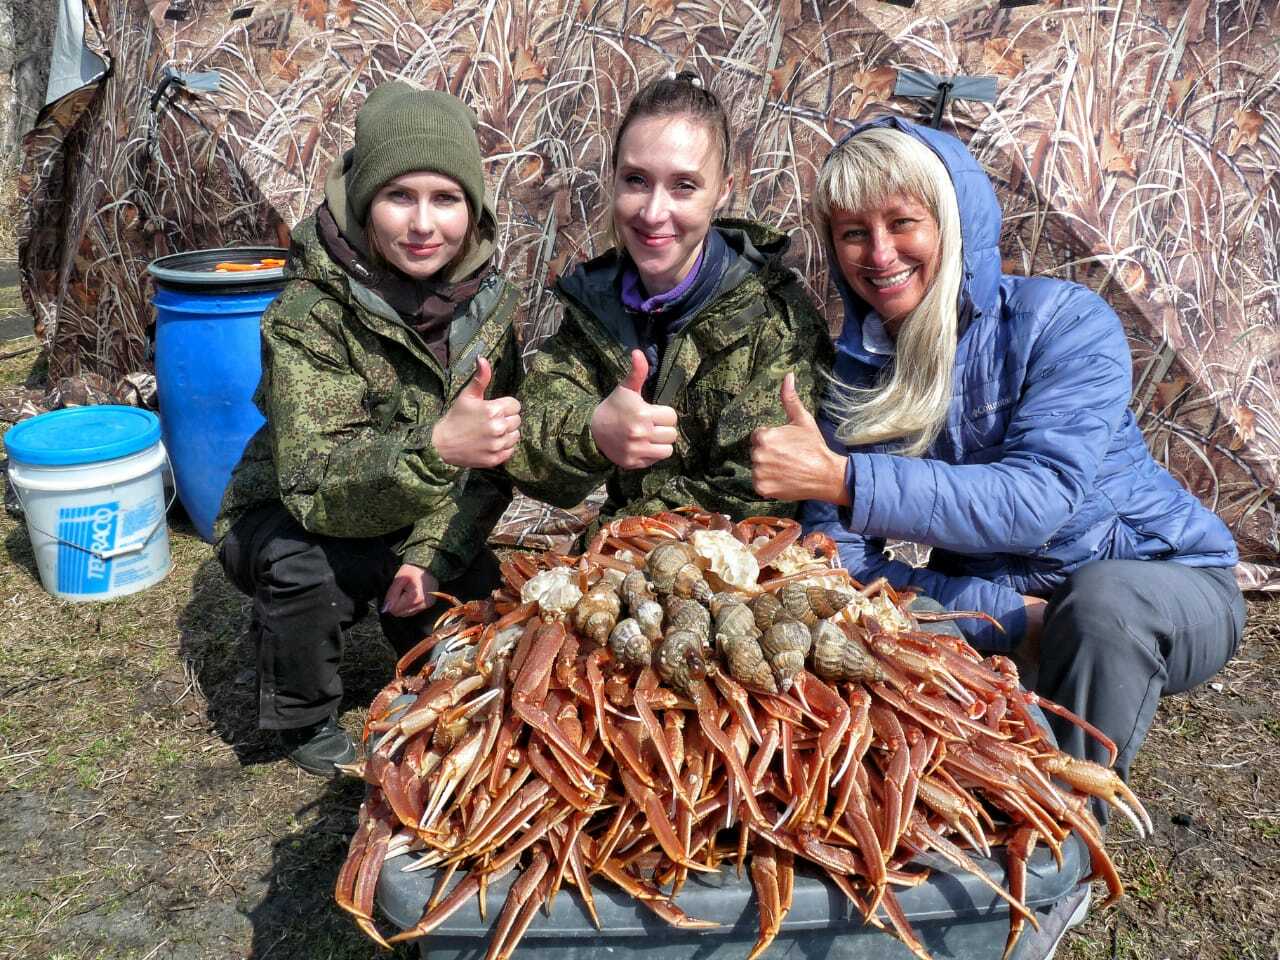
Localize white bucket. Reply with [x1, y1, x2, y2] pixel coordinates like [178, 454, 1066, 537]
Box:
[5, 408, 173, 601]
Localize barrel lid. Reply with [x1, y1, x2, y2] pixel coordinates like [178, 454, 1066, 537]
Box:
[3, 405, 162, 466]
[147, 246, 288, 290]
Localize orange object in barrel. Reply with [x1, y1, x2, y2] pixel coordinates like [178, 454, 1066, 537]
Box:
[213, 258, 285, 272]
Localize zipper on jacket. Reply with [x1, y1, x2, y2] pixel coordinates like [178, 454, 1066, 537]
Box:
[652, 333, 683, 403]
[446, 278, 517, 397]
[447, 320, 493, 398]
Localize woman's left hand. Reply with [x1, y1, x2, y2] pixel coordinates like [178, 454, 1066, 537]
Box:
[751, 373, 851, 505]
[382, 563, 440, 617]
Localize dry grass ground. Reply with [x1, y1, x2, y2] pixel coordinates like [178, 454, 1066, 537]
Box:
[0, 164, 18, 265]
[0, 320, 1277, 957]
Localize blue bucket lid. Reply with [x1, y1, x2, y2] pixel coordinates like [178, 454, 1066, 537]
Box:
[3, 405, 161, 466]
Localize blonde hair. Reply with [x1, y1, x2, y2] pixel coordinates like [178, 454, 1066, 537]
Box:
[814, 127, 964, 457]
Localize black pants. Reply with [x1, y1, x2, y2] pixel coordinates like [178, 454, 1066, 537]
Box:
[217, 502, 501, 730]
[1034, 560, 1245, 782]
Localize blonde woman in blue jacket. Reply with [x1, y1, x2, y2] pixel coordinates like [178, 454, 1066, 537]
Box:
[752, 118, 1244, 789]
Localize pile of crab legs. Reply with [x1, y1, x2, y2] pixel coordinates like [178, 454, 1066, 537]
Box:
[336, 508, 1152, 960]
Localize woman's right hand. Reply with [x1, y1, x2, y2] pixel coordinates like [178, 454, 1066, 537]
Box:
[751, 373, 850, 505]
[591, 350, 679, 469]
[432, 357, 522, 468]
[1022, 595, 1047, 645]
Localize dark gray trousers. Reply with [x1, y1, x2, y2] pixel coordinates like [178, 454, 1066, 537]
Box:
[1033, 559, 1245, 783]
[217, 501, 500, 730]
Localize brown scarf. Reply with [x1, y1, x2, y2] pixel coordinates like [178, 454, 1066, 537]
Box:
[316, 202, 491, 367]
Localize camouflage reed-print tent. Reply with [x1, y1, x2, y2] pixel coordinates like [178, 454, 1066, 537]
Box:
[16, 0, 1280, 583]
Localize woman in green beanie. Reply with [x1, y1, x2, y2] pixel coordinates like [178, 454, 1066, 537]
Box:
[214, 81, 523, 776]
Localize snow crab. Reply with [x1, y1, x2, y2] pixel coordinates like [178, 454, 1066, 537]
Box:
[336, 507, 1149, 960]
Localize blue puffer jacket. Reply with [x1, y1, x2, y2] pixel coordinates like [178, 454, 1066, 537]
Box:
[802, 117, 1238, 651]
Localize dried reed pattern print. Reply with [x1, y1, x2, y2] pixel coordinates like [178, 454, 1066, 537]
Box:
[16, 0, 1280, 574]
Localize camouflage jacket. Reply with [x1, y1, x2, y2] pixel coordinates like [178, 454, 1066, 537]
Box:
[213, 214, 521, 581]
[509, 219, 832, 523]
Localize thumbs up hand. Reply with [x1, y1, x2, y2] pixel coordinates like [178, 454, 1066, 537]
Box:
[432, 357, 523, 468]
[590, 349, 679, 470]
[751, 372, 850, 505]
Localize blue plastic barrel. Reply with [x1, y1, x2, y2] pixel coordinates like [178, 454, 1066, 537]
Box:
[148, 247, 287, 542]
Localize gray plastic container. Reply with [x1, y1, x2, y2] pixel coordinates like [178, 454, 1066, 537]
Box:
[376, 830, 1087, 960]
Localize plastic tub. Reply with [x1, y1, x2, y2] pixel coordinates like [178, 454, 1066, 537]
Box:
[4, 405, 172, 600]
[377, 830, 1087, 960]
[149, 246, 286, 541]
[369, 685, 1088, 960]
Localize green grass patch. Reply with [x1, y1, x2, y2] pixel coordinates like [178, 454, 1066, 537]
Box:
[1253, 817, 1280, 841]
[0, 283, 24, 315]
[1261, 716, 1280, 742]
[0, 889, 46, 927]
[0, 336, 39, 388]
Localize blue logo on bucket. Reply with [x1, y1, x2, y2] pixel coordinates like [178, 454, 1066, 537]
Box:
[56, 502, 119, 594]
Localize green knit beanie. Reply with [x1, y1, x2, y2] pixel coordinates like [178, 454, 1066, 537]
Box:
[347, 82, 486, 225]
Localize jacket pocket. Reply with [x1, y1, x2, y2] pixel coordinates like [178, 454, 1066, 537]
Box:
[958, 388, 1017, 454]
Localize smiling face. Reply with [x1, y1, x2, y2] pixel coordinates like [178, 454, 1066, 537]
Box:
[612, 115, 733, 295]
[366, 171, 471, 280]
[829, 194, 941, 332]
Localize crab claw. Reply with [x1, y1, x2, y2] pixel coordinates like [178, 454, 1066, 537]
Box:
[419, 725, 487, 831]
[1038, 752, 1153, 838]
[711, 669, 763, 745]
[633, 669, 694, 805]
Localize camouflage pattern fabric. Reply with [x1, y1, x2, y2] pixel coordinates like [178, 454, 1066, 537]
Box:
[15, 0, 1280, 583]
[213, 214, 521, 582]
[510, 219, 832, 529]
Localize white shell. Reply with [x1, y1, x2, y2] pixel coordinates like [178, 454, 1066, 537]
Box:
[844, 591, 913, 635]
[690, 529, 759, 591]
[520, 567, 583, 617]
[767, 542, 829, 577]
[489, 623, 525, 659]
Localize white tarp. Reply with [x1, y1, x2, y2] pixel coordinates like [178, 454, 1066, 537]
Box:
[45, 0, 105, 105]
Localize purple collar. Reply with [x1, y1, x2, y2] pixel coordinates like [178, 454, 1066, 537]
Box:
[620, 246, 706, 313]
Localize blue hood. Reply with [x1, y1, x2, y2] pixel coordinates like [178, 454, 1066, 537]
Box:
[829, 117, 1003, 365]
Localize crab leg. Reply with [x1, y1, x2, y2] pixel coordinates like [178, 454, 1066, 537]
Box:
[596, 858, 720, 929]
[1002, 826, 1040, 960]
[747, 836, 782, 960]
[511, 621, 605, 779]
[567, 834, 602, 929]
[484, 846, 551, 960]
[633, 669, 693, 804]
[335, 810, 393, 948]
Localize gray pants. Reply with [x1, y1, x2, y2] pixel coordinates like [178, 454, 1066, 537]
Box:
[1030, 559, 1245, 783]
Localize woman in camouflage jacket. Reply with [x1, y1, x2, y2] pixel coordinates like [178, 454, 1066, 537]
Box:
[214, 83, 522, 775]
[510, 72, 832, 525]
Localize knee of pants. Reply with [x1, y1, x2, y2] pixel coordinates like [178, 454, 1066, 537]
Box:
[257, 538, 350, 609]
[1042, 564, 1144, 662]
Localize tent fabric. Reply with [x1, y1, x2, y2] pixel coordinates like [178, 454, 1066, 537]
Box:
[13, 0, 1280, 579]
[46, 0, 108, 105]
